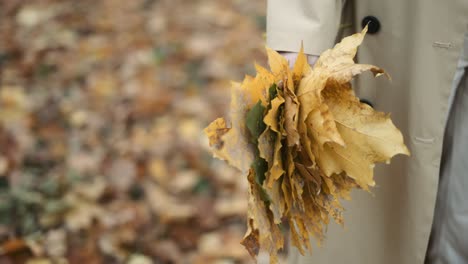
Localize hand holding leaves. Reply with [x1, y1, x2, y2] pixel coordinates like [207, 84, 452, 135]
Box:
[204, 27, 409, 263]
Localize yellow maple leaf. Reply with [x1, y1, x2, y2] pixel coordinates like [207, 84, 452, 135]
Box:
[316, 82, 409, 189]
[204, 82, 256, 173]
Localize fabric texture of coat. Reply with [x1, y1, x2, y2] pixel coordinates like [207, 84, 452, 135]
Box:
[266, 0, 468, 263]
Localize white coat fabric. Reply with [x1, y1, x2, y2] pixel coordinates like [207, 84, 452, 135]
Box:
[266, 0, 468, 263]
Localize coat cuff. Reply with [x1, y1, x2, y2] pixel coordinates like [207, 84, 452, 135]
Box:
[267, 29, 338, 56]
[266, 0, 345, 56]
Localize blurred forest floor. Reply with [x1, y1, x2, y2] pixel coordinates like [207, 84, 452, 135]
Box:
[0, 0, 284, 263]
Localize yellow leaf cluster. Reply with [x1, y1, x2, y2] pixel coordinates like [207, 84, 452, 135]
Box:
[204, 27, 409, 263]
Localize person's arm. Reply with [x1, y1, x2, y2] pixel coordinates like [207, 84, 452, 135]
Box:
[267, 0, 345, 57]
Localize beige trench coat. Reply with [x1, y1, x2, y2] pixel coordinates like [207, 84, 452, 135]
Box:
[266, 0, 468, 263]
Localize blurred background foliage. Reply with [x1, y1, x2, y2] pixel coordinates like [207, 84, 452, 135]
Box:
[0, 0, 279, 263]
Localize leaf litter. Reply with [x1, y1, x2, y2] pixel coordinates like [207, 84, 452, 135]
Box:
[0, 0, 268, 263]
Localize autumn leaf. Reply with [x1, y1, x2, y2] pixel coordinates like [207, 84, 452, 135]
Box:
[204, 82, 256, 173]
[241, 171, 284, 263]
[316, 81, 409, 189]
[204, 26, 409, 264]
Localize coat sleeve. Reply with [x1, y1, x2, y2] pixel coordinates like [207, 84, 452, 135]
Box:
[266, 0, 345, 56]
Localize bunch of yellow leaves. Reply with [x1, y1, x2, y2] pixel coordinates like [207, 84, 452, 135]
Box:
[204, 27, 409, 263]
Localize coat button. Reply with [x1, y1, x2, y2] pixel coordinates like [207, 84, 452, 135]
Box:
[361, 16, 380, 34]
[360, 99, 374, 108]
